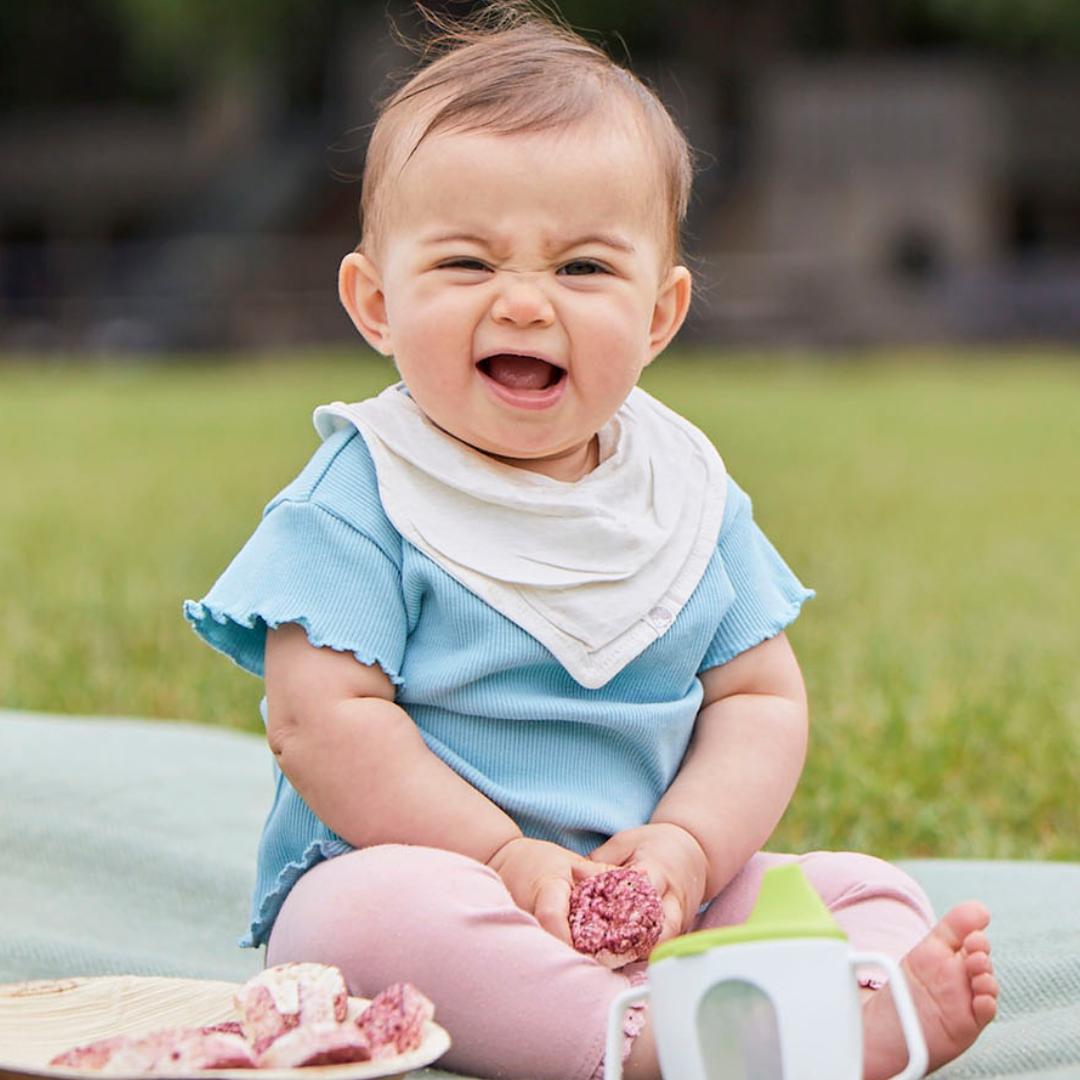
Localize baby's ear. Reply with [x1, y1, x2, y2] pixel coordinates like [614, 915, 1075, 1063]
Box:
[339, 252, 393, 356]
[647, 265, 692, 362]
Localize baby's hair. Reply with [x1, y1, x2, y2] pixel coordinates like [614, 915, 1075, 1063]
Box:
[359, 0, 693, 263]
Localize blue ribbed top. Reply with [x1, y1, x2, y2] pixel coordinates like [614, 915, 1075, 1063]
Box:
[184, 428, 813, 946]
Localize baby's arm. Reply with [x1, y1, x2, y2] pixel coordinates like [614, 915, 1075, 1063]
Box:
[591, 631, 808, 937]
[264, 622, 606, 942]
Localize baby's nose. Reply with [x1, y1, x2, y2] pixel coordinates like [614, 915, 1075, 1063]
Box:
[490, 277, 555, 328]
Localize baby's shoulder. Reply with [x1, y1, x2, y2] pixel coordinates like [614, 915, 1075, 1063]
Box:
[265, 428, 398, 550]
[269, 427, 374, 502]
[718, 473, 752, 534]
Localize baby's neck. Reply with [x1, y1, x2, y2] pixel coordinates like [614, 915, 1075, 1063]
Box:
[485, 436, 600, 482]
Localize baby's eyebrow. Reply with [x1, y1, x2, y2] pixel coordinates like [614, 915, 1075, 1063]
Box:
[419, 230, 636, 255]
[557, 233, 636, 255]
[422, 231, 490, 247]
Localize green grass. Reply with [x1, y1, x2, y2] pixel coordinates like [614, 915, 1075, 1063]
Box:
[2, 347, 1077, 862]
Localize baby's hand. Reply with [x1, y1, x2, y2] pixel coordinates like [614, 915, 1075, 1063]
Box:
[487, 837, 615, 946]
[589, 823, 708, 944]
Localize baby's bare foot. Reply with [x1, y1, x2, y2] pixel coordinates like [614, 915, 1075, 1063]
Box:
[863, 901, 998, 1080]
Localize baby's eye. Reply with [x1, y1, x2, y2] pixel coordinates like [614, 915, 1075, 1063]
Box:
[439, 258, 490, 272]
[558, 259, 609, 276]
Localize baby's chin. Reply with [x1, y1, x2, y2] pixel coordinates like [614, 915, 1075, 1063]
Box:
[423, 420, 589, 471]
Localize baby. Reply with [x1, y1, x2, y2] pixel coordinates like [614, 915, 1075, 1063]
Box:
[185, 5, 997, 1078]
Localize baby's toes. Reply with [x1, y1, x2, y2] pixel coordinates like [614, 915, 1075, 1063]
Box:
[971, 972, 999, 1026]
[934, 902, 991, 956]
[965, 949, 994, 979]
[962, 929, 991, 958]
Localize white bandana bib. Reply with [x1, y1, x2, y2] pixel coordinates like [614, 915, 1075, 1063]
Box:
[313, 384, 726, 688]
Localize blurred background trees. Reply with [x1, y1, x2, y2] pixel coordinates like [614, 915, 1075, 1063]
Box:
[2, 0, 1078, 352]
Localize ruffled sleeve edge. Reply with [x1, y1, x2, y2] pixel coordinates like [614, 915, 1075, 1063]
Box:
[696, 586, 815, 673]
[183, 599, 405, 688]
[238, 836, 354, 949]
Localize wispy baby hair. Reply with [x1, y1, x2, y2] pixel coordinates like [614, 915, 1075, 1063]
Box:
[359, 0, 693, 262]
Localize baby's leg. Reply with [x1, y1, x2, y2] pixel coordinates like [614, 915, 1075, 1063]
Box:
[695, 851, 936, 966]
[695, 852, 997, 1079]
[266, 844, 641, 1080]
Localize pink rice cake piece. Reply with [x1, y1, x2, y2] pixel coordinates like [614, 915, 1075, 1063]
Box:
[49, 1035, 134, 1071]
[354, 983, 435, 1060]
[233, 962, 349, 1054]
[100, 1028, 256, 1073]
[255, 1022, 374, 1069]
[200, 1020, 245, 1037]
[568, 867, 665, 969]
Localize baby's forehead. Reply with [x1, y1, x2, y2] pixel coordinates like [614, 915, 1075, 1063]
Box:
[371, 112, 669, 251]
[422, 113, 655, 175]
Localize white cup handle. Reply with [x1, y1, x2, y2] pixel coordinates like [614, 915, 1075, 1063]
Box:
[604, 984, 651, 1080]
[850, 951, 929, 1080]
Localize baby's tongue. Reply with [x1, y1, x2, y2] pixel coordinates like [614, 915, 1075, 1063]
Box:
[484, 354, 558, 390]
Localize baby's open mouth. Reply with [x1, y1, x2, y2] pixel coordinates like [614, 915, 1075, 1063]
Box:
[478, 354, 565, 391]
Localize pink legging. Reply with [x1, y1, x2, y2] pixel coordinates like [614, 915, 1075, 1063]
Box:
[266, 845, 934, 1080]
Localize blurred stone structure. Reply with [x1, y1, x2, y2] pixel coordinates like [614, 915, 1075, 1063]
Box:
[1, 45, 1078, 352]
[695, 62, 1080, 344]
[0, 94, 354, 354]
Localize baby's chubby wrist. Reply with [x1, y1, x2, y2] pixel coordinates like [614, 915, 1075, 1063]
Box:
[647, 820, 707, 858]
[484, 831, 528, 870]
[644, 821, 709, 891]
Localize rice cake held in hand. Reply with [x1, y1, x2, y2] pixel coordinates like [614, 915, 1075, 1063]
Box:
[569, 868, 664, 968]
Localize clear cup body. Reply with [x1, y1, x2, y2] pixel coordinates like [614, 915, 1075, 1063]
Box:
[648, 939, 863, 1080]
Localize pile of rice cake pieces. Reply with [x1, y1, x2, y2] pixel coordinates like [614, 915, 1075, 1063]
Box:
[49, 963, 435, 1072]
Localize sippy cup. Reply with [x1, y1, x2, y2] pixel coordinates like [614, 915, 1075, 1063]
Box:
[605, 864, 928, 1080]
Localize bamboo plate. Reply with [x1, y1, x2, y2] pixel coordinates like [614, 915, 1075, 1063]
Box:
[0, 977, 451, 1080]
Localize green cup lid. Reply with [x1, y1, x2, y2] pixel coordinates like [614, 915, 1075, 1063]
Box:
[650, 864, 847, 963]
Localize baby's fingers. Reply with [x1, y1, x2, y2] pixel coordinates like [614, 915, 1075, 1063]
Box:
[588, 833, 636, 867]
[617, 860, 682, 943]
[571, 858, 620, 882]
[533, 878, 573, 947]
[657, 887, 687, 944]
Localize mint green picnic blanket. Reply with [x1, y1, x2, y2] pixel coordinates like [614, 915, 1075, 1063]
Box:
[2, 710, 1077, 1079]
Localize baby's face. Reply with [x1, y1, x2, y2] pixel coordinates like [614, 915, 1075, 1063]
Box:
[343, 116, 690, 481]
